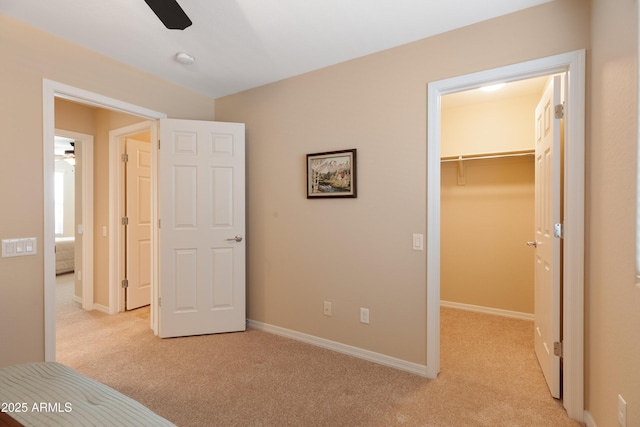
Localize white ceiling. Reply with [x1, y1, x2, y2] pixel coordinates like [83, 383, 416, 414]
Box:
[1, 0, 553, 99]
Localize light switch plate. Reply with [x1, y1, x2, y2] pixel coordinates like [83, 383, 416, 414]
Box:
[412, 233, 424, 251]
[2, 238, 37, 258]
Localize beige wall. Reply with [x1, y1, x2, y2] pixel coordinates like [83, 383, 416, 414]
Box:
[441, 93, 540, 157]
[589, 0, 640, 425]
[0, 15, 215, 367]
[215, 0, 589, 366]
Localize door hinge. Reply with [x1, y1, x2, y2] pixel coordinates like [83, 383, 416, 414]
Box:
[554, 103, 564, 119]
[122, 153, 129, 162]
[158, 219, 161, 229]
[554, 341, 563, 358]
[122, 278, 129, 289]
[158, 139, 160, 150]
[158, 297, 161, 307]
[122, 216, 129, 226]
[554, 223, 563, 239]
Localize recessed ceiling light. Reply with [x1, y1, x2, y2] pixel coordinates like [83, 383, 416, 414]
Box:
[175, 52, 195, 65]
[480, 83, 506, 92]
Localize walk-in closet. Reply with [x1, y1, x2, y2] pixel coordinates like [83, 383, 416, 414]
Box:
[440, 76, 548, 319]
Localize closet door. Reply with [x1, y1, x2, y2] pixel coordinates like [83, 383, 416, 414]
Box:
[533, 75, 563, 399]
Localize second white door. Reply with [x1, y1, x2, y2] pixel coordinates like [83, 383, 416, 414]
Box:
[125, 138, 152, 310]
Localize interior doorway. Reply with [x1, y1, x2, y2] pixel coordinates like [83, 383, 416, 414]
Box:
[43, 79, 166, 363]
[53, 129, 94, 312]
[426, 50, 585, 421]
[438, 75, 552, 400]
[439, 76, 546, 321]
[52, 108, 155, 359]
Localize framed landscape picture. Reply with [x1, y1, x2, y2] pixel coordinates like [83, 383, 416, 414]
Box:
[307, 149, 357, 198]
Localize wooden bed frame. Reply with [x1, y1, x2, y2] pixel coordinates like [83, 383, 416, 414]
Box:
[0, 412, 24, 427]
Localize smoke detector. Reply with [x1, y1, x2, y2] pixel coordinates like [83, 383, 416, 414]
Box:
[175, 52, 195, 65]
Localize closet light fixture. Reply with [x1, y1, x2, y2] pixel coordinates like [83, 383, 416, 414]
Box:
[175, 52, 195, 65]
[480, 83, 506, 92]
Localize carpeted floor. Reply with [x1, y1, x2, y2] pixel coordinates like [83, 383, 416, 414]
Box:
[55, 274, 583, 426]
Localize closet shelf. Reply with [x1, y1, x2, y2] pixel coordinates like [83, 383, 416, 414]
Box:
[440, 149, 534, 163]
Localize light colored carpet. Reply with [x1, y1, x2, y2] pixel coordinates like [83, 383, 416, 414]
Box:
[55, 274, 583, 426]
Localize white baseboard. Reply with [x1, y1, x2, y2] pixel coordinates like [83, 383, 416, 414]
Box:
[247, 319, 428, 377]
[93, 303, 110, 314]
[440, 300, 534, 321]
[583, 411, 596, 427]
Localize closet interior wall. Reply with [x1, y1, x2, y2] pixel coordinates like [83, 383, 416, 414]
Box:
[440, 88, 542, 317]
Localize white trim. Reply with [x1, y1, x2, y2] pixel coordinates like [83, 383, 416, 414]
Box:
[92, 303, 110, 314]
[583, 411, 597, 427]
[108, 121, 156, 315]
[247, 320, 428, 377]
[440, 301, 534, 321]
[43, 79, 166, 362]
[637, 2, 640, 289]
[427, 50, 585, 421]
[55, 129, 94, 311]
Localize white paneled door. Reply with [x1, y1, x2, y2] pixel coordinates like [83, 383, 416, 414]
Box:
[158, 119, 246, 338]
[125, 138, 152, 310]
[533, 75, 563, 398]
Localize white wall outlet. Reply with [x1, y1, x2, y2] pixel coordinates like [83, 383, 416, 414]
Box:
[360, 307, 370, 324]
[618, 394, 627, 427]
[323, 301, 332, 316]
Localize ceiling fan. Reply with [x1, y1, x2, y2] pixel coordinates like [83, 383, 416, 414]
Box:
[54, 140, 75, 163]
[144, 0, 192, 30]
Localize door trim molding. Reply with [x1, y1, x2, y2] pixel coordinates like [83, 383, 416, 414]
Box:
[43, 79, 166, 362]
[426, 49, 585, 421]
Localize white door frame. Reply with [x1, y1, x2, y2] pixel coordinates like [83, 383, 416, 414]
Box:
[43, 79, 166, 361]
[54, 128, 94, 311]
[426, 50, 585, 420]
[108, 122, 156, 315]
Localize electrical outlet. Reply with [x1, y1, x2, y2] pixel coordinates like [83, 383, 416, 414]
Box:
[618, 394, 627, 427]
[360, 308, 369, 324]
[323, 301, 332, 316]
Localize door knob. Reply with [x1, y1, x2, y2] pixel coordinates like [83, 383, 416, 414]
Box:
[226, 235, 243, 242]
[526, 241, 538, 247]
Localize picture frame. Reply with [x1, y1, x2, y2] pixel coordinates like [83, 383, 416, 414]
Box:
[307, 149, 357, 198]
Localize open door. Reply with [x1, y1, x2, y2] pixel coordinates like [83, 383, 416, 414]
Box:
[125, 138, 152, 310]
[532, 74, 563, 398]
[158, 118, 246, 338]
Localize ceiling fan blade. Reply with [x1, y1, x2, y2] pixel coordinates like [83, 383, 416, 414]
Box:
[144, 0, 192, 30]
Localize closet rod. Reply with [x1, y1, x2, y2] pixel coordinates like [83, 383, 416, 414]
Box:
[440, 151, 534, 163]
